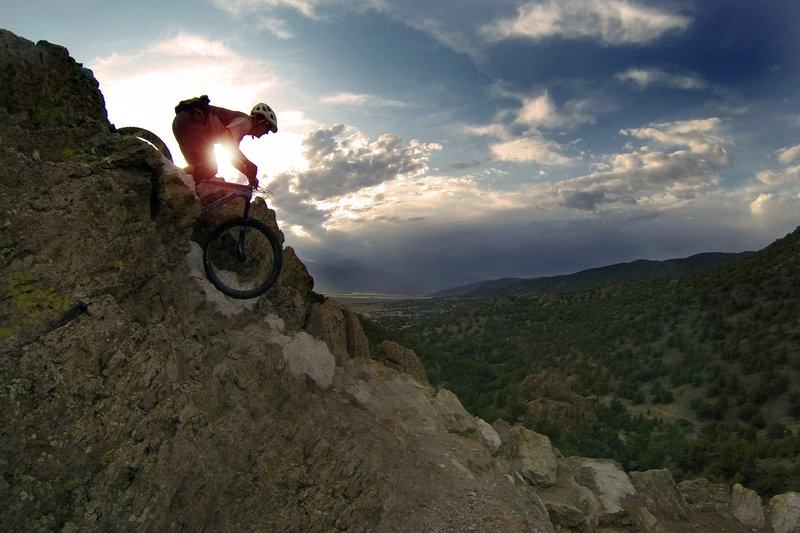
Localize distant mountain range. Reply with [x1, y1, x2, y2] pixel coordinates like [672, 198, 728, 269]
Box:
[431, 251, 754, 299]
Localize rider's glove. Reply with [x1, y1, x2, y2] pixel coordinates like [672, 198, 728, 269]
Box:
[246, 166, 259, 188]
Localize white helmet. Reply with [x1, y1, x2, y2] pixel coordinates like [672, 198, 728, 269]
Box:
[251, 103, 277, 133]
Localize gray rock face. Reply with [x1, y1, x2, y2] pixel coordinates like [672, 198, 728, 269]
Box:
[374, 339, 429, 384]
[731, 482, 766, 529]
[305, 298, 371, 364]
[767, 492, 800, 533]
[1, 27, 796, 532]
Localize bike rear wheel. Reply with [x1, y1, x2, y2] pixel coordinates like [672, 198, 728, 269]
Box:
[117, 126, 174, 162]
[203, 219, 283, 299]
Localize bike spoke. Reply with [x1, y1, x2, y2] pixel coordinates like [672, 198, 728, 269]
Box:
[203, 221, 281, 298]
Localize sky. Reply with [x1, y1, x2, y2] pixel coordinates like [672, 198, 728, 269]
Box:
[4, 0, 800, 294]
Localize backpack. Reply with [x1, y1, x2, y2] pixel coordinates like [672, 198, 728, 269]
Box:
[175, 95, 211, 116]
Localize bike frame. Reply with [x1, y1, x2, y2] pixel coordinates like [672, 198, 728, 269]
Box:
[198, 181, 254, 221]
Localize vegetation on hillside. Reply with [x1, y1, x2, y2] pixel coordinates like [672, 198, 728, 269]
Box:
[362, 227, 800, 497]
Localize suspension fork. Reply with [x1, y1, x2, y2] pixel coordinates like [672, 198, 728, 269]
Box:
[235, 189, 254, 261]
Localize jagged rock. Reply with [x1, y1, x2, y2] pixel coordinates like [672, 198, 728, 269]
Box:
[434, 388, 476, 435]
[494, 421, 559, 488]
[0, 29, 106, 126]
[679, 477, 732, 514]
[567, 457, 636, 523]
[730, 482, 766, 529]
[629, 469, 690, 522]
[475, 417, 503, 454]
[767, 492, 800, 533]
[305, 300, 350, 361]
[270, 245, 316, 329]
[538, 457, 599, 529]
[305, 298, 370, 364]
[373, 339, 429, 384]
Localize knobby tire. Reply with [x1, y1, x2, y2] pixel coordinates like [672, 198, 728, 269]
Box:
[203, 219, 283, 299]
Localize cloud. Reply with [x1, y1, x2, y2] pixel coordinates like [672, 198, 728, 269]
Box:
[754, 143, 800, 185]
[514, 92, 561, 128]
[320, 92, 408, 107]
[257, 17, 295, 39]
[512, 91, 596, 130]
[556, 118, 731, 210]
[464, 90, 594, 165]
[616, 67, 706, 90]
[490, 136, 572, 165]
[749, 193, 773, 215]
[212, 0, 496, 59]
[213, 0, 690, 62]
[777, 144, 800, 164]
[482, 0, 690, 46]
[748, 190, 799, 220]
[756, 163, 800, 186]
[269, 125, 442, 232]
[212, 0, 330, 18]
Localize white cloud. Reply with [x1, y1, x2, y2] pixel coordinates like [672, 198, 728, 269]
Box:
[616, 67, 706, 90]
[491, 136, 572, 165]
[212, 0, 331, 18]
[556, 118, 731, 210]
[320, 92, 408, 107]
[464, 90, 594, 165]
[269, 125, 443, 233]
[515, 92, 560, 128]
[749, 193, 773, 215]
[754, 143, 800, 185]
[622, 118, 727, 154]
[777, 143, 800, 164]
[257, 17, 295, 39]
[756, 163, 800, 186]
[465, 121, 572, 166]
[482, 0, 690, 46]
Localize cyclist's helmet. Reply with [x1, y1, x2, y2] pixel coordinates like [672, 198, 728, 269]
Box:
[251, 103, 278, 133]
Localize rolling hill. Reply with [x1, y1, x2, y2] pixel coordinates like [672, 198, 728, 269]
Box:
[365, 227, 800, 497]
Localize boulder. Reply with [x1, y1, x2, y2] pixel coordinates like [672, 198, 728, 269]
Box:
[374, 339, 429, 384]
[730, 483, 765, 529]
[678, 477, 732, 517]
[767, 492, 800, 533]
[495, 422, 559, 487]
[538, 457, 599, 529]
[434, 388, 476, 435]
[474, 417, 502, 454]
[629, 469, 690, 521]
[305, 298, 371, 362]
[566, 457, 636, 520]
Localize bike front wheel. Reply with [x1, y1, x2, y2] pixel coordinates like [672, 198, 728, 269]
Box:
[203, 219, 283, 299]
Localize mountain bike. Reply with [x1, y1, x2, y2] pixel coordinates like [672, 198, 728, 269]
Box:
[119, 126, 283, 299]
[198, 181, 283, 299]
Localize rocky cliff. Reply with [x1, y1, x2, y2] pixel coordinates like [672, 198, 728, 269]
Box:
[2, 28, 799, 532]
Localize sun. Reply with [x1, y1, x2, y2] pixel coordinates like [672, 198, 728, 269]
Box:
[213, 143, 246, 182]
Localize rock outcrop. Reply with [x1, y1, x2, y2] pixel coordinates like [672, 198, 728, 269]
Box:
[2, 28, 799, 532]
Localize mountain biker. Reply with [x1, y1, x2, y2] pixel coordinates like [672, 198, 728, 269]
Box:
[172, 100, 278, 188]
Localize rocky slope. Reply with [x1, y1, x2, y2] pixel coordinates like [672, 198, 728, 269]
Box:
[1, 28, 799, 532]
